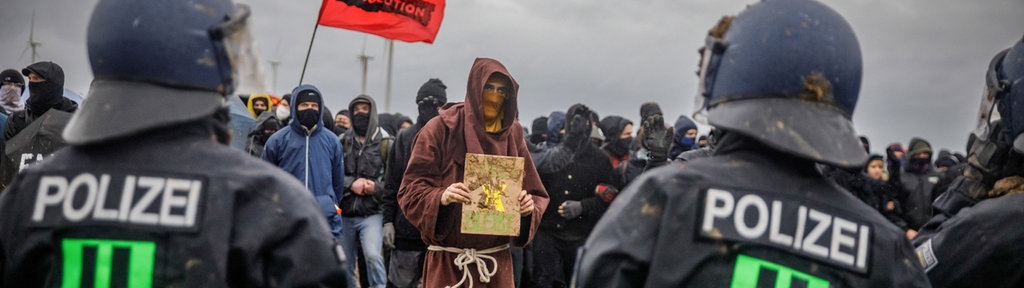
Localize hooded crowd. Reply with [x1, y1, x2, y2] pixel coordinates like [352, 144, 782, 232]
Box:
[0, 0, 1022, 287]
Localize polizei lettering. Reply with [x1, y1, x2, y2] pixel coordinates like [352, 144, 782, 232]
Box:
[699, 188, 872, 274]
[31, 173, 204, 231]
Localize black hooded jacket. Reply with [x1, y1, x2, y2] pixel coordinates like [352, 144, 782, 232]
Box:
[3, 62, 77, 143]
[0, 120, 347, 286]
[574, 134, 929, 287]
[340, 95, 389, 217]
[383, 113, 429, 250]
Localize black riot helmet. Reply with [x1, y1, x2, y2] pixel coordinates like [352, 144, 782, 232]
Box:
[991, 36, 1024, 153]
[64, 0, 251, 145]
[694, 0, 865, 168]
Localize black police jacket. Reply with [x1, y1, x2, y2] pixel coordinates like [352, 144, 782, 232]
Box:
[0, 126, 346, 287]
[914, 192, 1024, 287]
[574, 141, 929, 287]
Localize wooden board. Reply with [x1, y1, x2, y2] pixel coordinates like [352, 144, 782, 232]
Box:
[461, 153, 525, 236]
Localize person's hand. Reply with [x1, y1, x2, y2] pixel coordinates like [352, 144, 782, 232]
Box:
[558, 201, 582, 219]
[643, 114, 672, 161]
[383, 223, 395, 249]
[363, 179, 376, 195]
[886, 201, 895, 212]
[441, 183, 471, 206]
[519, 190, 534, 217]
[352, 178, 366, 196]
[563, 114, 591, 152]
[906, 229, 918, 240]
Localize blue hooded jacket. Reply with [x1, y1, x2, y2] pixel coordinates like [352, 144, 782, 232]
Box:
[262, 84, 345, 217]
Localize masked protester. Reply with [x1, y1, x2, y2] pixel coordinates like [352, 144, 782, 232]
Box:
[245, 93, 272, 118]
[245, 112, 280, 157]
[334, 109, 351, 136]
[670, 115, 698, 159]
[3, 62, 78, 142]
[399, 58, 549, 288]
[274, 95, 291, 125]
[913, 37, 1024, 287]
[382, 78, 447, 288]
[337, 94, 389, 288]
[529, 116, 549, 146]
[0, 1, 346, 286]
[893, 137, 942, 230]
[0, 69, 25, 115]
[574, 1, 929, 286]
[262, 86, 347, 242]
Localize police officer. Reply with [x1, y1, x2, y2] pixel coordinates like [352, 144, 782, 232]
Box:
[0, 0, 346, 286]
[913, 36, 1024, 287]
[573, 0, 930, 286]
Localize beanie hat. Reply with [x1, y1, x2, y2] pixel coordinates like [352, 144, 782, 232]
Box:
[531, 116, 548, 136]
[295, 90, 320, 105]
[907, 137, 933, 157]
[417, 78, 447, 105]
[640, 102, 662, 122]
[0, 69, 23, 85]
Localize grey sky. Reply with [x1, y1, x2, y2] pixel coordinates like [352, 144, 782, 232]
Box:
[1, 0, 1022, 156]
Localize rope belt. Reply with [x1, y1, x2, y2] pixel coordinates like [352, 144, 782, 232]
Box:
[427, 244, 511, 288]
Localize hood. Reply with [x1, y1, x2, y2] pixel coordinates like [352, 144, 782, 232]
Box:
[437, 58, 521, 155]
[907, 137, 932, 158]
[547, 111, 566, 143]
[288, 84, 325, 133]
[249, 111, 280, 136]
[246, 93, 273, 119]
[600, 115, 632, 141]
[348, 94, 381, 139]
[673, 115, 698, 141]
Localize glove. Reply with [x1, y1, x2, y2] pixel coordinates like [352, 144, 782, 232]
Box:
[383, 223, 395, 249]
[594, 184, 619, 203]
[563, 114, 591, 152]
[643, 114, 672, 163]
[558, 201, 583, 219]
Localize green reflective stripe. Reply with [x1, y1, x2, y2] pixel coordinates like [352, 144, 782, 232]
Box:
[61, 238, 156, 288]
[731, 254, 829, 288]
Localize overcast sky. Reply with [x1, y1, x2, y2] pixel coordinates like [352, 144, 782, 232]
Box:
[1, 0, 1022, 155]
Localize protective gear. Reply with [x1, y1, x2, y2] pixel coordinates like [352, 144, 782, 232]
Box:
[352, 113, 370, 136]
[383, 222, 396, 249]
[66, 0, 251, 145]
[992, 37, 1024, 152]
[695, 0, 865, 168]
[296, 108, 321, 130]
[559, 201, 583, 219]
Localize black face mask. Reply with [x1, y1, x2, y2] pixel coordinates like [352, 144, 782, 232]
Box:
[27, 81, 62, 114]
[254, 133, 272, 145]
[606, 136, 633, 158]
[352, 113, 370, 136]
[416, 103, 440, 126]
[333, 125, 348, 136]
[297, 108, 321, 130]
[907, 157, 932, 174]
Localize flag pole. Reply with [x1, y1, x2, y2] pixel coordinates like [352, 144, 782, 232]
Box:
[299, 3, 326, 86]
[385, 39, 394, 113]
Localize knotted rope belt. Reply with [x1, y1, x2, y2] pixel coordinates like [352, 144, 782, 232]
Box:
[427, 244, 511, 288]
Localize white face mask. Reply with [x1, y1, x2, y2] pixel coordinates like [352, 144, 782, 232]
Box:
[1, 84, 21, 103]
[275, 104, 291, 120]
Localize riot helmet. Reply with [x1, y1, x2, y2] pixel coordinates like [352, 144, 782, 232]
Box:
[990, 36, 1024, 153]
[64, 0, 251, 145]
[694, 0, 866, 168]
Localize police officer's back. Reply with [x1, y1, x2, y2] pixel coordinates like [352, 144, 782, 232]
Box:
[0, 0, 346, 286]
[573, 0, 930, 287]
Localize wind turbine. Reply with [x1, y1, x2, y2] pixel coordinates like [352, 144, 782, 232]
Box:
[21, 10, 42, 63]
[267, 39, 282, 93]
[357, 36, 374, 95]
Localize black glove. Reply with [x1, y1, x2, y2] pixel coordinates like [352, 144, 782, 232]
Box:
[563, 114, 591, 152]
[559, 200, 583, 219]
[643, 114, 672, 164]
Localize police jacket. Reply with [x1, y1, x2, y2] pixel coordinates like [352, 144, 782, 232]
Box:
[535, 142, 614, 240]
[340, 127, 387, 217]
[914, 189, 1024, 287]
[0, 124, 347, 287]
[574, 138, 930, 287]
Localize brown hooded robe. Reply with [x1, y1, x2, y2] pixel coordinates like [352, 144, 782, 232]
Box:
[399, 58, 549, 288]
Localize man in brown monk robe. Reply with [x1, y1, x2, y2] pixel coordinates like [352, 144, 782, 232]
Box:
[399, 58, 549, 288]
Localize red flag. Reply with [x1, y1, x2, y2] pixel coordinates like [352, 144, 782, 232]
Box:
[318, 0, 445, 44]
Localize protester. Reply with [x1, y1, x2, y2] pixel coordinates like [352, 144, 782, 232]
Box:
[696, 135, 708, 148]
[669, 115, 698, 159]
[339, 94, 389, 288]
[262, 85, 346, 239]
[528, 116, 549, 145]
[574, 0, 929, 285]
[545, 111, 566, 148]
[399, 58, 548, 288]
[598, 115, 633, 171]
[896, 137, 942, 230]
[275, 94, 291, 125]
[382, 78, 447, 288]
[529, 104, 614, 287]
[397, 114, 413, 131]
[335, 109, 351, 136]
[244, 111, 280, 157]
[914, 36, 1024, 287]
[0, 69, 25, 115]
[245, 93, 272, 118]
[378, 113, 399, 138]
[0, 1, 346, 285]
[3, 61, 77, 142]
